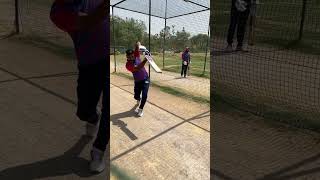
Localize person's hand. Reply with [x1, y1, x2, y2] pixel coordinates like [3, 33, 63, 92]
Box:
[134, 42, 139, 49]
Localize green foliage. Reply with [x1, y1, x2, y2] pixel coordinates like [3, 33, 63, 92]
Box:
[111, 16, 146, 49]
[111, 16, 209, 53]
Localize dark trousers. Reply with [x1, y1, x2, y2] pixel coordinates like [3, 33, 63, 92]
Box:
[181, 64, 188, 77]
[134, 79, 150, 109]
[76, 60, 109, 152]
[227, 7, 250, 47]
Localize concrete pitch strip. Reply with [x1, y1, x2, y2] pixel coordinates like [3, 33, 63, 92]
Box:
[110, 74, 210, 180]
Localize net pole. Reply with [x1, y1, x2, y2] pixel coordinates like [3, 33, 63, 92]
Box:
[15, 0, 20, 34]
[163, 18, 166, 69]
[112, 6, 117, 72]
[298, 0, 307, 41]
[162, 0, 168, 69]
[148, 0, 151, 78]
[203, 21, 210, 75]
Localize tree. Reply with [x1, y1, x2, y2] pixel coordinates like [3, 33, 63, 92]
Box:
[190, 34, 209, 52]
[110, 16, 146, 49]
[175, 27, 191, 51]
[111, 16, 208, 53]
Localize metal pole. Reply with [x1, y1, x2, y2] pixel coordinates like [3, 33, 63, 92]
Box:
[163, 0, 168, 69]
[112, 6, 116, 72]
[148, 0, 151, 78]
[203, 22, 210, 75]
[15, 0, 20, 34]
[298, 0, 307, 41]
[163, 19, 166, 69]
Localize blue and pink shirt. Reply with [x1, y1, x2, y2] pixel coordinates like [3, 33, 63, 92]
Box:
[126, 48, 148, 82]
[50, 0, 109, 65]
[182, 51, 191, 64]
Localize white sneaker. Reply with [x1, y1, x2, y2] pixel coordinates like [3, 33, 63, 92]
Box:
[90, 147, 105, 173]
[86, 122, 98, 137]
[137, 108, 144, 117]
[136, 100, 140, 105]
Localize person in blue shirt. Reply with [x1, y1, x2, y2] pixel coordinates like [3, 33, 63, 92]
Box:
[181, 47, 191, 78]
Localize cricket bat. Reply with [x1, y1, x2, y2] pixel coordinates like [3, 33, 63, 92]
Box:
[144, 53, 162, 73]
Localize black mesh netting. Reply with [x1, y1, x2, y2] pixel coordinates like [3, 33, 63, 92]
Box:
[111, 0, 209, 19]
[0, 0, 15, 38]
[16, 0, 74, 50]
[211, 0, 320, 128]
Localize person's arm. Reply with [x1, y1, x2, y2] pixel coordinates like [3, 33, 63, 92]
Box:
[50, 0, 108, 32]
[134, 42, 141, 58]
[132, 58, 148, 72]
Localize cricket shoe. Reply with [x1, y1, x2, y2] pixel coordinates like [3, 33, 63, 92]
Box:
[90, 147, 105, 173]
[137, 108, 144, 117]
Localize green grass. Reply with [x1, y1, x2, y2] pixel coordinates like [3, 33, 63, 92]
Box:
[114, 72, 210, 105]
[212, 0, 320, 55]
[111, 164, 137, 180]
[111, 53, 210, 78]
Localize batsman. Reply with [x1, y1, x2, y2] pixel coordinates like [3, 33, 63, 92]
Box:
[125, 42, 150, 117]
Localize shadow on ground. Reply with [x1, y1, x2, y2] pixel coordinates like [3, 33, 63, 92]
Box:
[111, 104, 140, 141]
[0, 135, 105, 180]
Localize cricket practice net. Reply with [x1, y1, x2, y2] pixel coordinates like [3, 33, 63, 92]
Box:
[212, 0, 320, 128]
[111, 0, 210, 101]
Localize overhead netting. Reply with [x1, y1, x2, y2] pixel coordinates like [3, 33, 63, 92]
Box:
[111, 0, 209, 19]
[212, 0, 320, 129]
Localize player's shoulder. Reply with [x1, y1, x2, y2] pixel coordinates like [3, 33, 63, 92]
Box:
[126, 61, 134, 71]
[125, 61, 132, 66]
